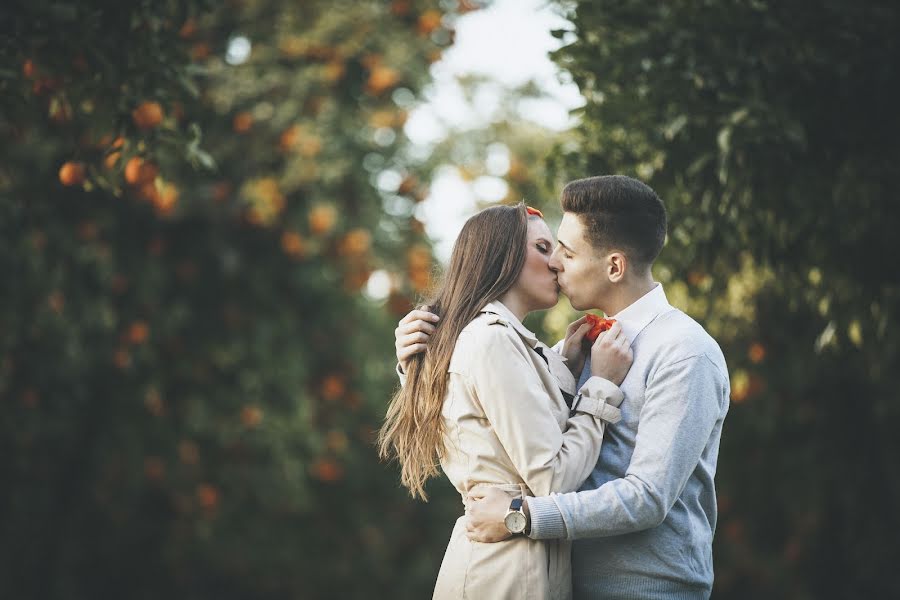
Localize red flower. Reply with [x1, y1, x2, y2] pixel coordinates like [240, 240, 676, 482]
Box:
[584, 314, 616, 343]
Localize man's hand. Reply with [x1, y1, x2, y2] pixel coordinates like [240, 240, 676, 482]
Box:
[394, 309, 440, 372]
[589, 322, 633, 386]
[560, 316, 592, 377]
[465, 486, 517, 543]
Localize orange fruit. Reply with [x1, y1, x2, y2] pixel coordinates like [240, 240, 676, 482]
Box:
[197, 484, 219, 509]
[232, 111, 253, 133]
[104, 136, 126, 169]
[104, 151, 122, 170]
[126, 320, 149, 344]
[311, 458, 344, 482]
[240, 405, 263, 427]
[131, 101, 164, 130]
[338, 228, 371, 256]
[309, 204, 338, 235]
[153, 182, 179, 215]
[748, 343, 766, 364]
[320, 375, 345, 400]
[58, 161, 86, 186]
[390, 0, 411, 16]
[366, 66, 400, 95]
[418, 10, 443, 35]
[178, 18, 197, 39]
[124, 157, 159, 185]
[280, 231, 306, 258]
[191, 43, 211, 60]
[279, 125, 300, 151]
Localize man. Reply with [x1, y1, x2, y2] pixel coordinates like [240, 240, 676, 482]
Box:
[395, 175, 730, 599]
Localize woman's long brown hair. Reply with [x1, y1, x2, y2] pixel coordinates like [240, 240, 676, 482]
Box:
[378, 204, 532, 499]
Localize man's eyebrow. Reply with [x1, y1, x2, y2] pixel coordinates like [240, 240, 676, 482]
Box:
[557, 239, 575, 253]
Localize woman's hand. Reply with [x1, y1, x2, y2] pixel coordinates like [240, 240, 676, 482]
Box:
[589, 322, 633, 386]
[560, 316, 592, 377]
[394, 309, 440, 372]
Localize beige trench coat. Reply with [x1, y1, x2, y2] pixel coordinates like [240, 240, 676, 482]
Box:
[429, 301, 624, 600]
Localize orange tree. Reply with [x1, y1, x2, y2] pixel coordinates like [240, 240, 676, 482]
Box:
[0, 1, 478, 598]
[551, 0, 900, 597]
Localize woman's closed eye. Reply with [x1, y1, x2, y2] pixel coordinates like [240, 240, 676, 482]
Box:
[536, 242, 550, 254]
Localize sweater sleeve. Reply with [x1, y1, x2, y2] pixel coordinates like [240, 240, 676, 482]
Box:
[529, 354, 727, 540]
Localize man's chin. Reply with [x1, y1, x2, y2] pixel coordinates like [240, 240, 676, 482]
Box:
[562, 292, 586, 311]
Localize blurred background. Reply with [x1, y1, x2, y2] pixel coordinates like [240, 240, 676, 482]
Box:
[1, 0, 898, 598]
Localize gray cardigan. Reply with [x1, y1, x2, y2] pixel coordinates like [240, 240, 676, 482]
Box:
[529, 294, 730, 600]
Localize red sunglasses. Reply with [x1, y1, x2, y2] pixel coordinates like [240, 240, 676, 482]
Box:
[525, 206, 543, 218]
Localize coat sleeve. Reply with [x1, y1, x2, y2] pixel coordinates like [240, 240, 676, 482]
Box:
[455, 324, 624, 497]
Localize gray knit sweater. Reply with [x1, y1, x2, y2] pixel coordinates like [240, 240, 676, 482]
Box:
[530, 292, 730, 599]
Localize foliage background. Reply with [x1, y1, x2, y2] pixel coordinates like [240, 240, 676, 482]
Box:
[544, 1, 900, 598]
[2, 1, 462, 597]
[2, 0, 898, 598]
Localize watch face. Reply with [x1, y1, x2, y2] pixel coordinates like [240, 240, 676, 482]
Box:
[505, 510, 527, 534]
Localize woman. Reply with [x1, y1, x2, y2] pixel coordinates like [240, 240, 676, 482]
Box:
[378, 204, 631, 600]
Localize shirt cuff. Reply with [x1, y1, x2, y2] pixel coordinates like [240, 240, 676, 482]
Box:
[395, 363, 407, 386]
[526, 496, 568, 540]
[573, 376, 624, 423]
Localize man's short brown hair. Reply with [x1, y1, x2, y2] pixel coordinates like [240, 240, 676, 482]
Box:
[561, 175, 667, 270]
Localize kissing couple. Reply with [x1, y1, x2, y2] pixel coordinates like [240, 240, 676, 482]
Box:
[380, 175, 730, 600]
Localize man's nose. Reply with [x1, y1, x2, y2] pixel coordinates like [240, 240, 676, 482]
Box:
[548, 246, 562, 272]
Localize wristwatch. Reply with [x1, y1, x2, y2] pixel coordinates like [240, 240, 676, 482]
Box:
[503, 498, 528, 535]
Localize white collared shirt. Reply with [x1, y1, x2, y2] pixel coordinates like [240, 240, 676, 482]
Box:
[553, 283, 676, 388]
[608, 283, 673, 345]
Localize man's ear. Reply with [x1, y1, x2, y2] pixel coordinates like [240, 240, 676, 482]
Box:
[608, 252, 627, 282]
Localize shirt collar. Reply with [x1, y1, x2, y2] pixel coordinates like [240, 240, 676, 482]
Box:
[481, 301, 539, 348]
[608, 283, 673, 343]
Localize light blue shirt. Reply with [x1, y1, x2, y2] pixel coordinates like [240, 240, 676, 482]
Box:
[533, 284, 730, 599]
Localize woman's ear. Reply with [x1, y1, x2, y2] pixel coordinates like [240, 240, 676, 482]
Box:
[608, 252, 627, 282]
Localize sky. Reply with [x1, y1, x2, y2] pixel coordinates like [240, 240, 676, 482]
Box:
[407, 0, 583, 261]
[367, 0, 584, 300]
